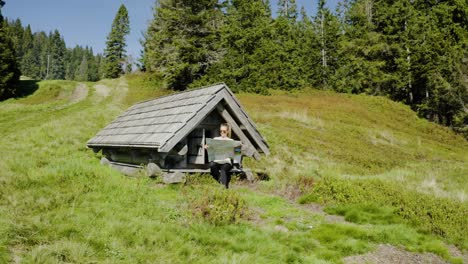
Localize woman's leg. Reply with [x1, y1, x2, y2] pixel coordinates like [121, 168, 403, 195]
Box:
[219, 163, 233, 189]
[209, 161, 220, 182]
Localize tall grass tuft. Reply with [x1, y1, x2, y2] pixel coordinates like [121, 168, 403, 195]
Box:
[189, 187, 248, 225]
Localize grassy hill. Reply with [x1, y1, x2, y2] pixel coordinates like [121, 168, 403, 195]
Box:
[0, 75, 466, 263]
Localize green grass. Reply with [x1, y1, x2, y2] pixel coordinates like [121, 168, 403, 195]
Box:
[241, 90, 466, 178]
[124, 73, 170, 106]
[0, 76, 466, 263]
[324, 204, 402, 225]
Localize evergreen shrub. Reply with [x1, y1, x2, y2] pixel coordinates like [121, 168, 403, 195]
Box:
[299, 177, 468, 249]
[190, 187, 248, 225]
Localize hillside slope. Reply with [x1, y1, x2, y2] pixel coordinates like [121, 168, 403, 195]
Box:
[0, 76, 466, 263]
[239, 90, 467, 200]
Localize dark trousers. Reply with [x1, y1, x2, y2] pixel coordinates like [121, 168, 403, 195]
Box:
[209, 161, 232, 189]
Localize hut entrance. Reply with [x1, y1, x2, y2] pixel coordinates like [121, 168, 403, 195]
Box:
[188, 128, 207, 165]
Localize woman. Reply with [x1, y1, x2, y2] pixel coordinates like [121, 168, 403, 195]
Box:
[205, 123, 234, 188]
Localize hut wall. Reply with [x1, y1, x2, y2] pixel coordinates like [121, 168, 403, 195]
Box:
[163, 138, 188, 169]
[102, 148, 164, 167]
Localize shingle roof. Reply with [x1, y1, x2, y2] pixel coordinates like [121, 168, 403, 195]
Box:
[87, 83, 269, 154]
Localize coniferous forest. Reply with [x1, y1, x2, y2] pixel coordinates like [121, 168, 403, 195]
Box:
[141, 0, 468, 134]
[0, 0, 19, 100]
[2, 18, 103, 82]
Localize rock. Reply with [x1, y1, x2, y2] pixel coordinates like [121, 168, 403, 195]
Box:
[100, 157, 110, 165]
[109, 163, 140, 176]
[162, 172, 186, 184]
[146, 162, 162, 177]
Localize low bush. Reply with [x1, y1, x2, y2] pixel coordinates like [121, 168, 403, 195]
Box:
[299, 177, 468, 249]
[189, 187, 248, 225]
[324, 203, 402, 225]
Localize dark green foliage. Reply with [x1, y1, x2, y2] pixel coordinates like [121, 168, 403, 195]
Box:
[6, 17, 23, 60]
[263, 12, 304, 90]
[33, 31, 49, 79]
[142, 0, 223, 90]
[277, 0, 297, 20]
[324, 204, 402, 225]
[189, 187, 248, 225]
[103, 4, 130, 79]
[301, 177, 468, 249]
[331, 0, 393, 94]
[20, 25, 38, 78]
[195, 0, 274, 93]
[3, 18, 102, 82]
[312, 0, 341, 89]
[0, 2, 20, 100]
[296, 7, 320, 88]
[309, 223, 374, 260]
[65, 46, 100, 81]
[48, 30, 66, 80]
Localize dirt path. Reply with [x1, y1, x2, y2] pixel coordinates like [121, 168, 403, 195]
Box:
[447, 245, 468, 263]
[69, 83, 88, 103]
[94, 84, 111, 98]
[115, 77, 129, 102]
[91, 78, 128, 104]
[343, 244, 449, 264]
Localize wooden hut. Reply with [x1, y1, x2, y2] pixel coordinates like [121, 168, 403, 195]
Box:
[87, 83, 269, 175]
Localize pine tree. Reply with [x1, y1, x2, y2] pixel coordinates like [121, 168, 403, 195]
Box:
[48, 30, 66, 79]
[6, 18, 24, 62]
[35, 31, 50, 79]
[296, 6, 320, 87]
[331, 0, 393, 94]
[76, 54, 88, 81]
[313, 0, 341, 88]
[66, 45, 82, 80]
[20, 25, 37, 78]
[197, 0, 273, 93]
[87, 48, 101, 81]
[143, 0, 223, 90]
[0, 0, 20, 100]
[103, 4, 130, 79]
[264, 0, 303, 89]
[278, 0, 297, 20]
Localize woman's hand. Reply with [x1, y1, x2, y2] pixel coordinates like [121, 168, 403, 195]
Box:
[204, 144, 209, 149]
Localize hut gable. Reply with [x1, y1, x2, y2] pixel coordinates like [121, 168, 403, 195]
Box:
[87, 83, 269, 156]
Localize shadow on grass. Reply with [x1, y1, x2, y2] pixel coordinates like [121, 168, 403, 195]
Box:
[15, 80, 40, 98]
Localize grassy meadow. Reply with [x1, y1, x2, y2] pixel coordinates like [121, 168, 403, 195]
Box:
[0, 75, 466, 263]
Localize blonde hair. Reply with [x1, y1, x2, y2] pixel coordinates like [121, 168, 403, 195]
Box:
[220, 123, 231, 138]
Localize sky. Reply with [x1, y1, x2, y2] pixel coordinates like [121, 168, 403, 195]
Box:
[3, 0, 339, 61]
